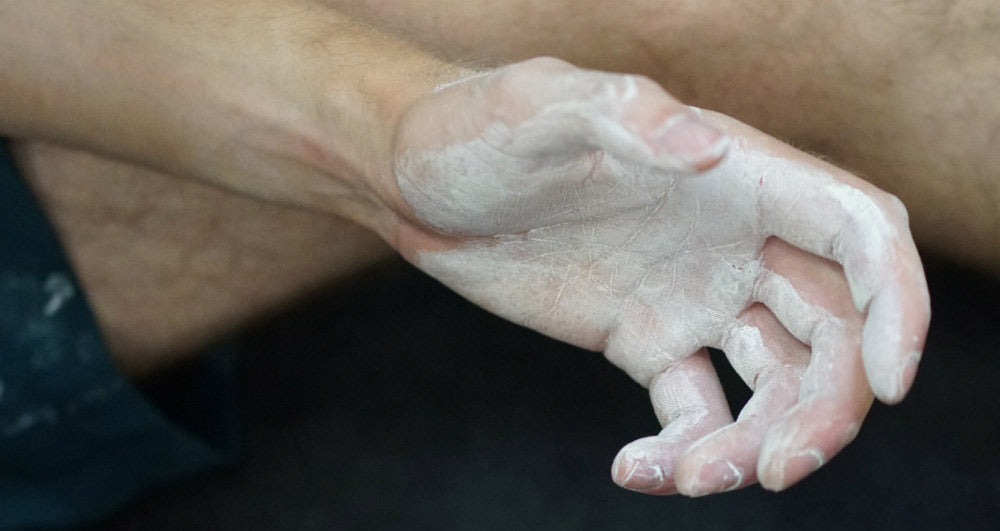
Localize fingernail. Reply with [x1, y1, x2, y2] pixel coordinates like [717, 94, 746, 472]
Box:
[684, 460, 743, 497]
[614, 453, 667, 492]
[650, 113, 730, 171]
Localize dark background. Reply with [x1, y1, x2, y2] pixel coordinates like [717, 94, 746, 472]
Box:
[99, 256, 999, 530]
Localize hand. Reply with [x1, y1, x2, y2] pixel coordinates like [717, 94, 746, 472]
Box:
[388, 58, 930, 495]
[331, 0, 1000, 271]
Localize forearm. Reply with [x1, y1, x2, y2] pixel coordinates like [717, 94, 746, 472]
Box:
[0, 0, 463, 238]
[11, 141, 393, 378]
[327, 0, 901, 138]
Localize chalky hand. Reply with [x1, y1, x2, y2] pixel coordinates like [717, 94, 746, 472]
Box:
[389, 58, 930, 495]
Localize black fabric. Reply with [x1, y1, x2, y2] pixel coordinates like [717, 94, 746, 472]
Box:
[0, 143, 238, 530]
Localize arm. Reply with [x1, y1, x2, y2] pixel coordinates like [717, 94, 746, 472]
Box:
[327, 0, 1000, 272]
[10, 140, 395, 377]
[0, 0, 463, 237]
[0, 0, 443, 374]
[0, 0, 930, 496]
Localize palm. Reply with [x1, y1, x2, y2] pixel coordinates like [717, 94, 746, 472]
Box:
[391, 59, 930, 495]
[415, 144, 824, 382]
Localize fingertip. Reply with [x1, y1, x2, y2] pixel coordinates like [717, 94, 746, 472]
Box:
[672, 450, 706, 496]
[675, 458, 744, 497]
[756, 436, 787, 491]
[757, 435, 827, 492]
[858, 231, 930, 405]
[611, 447, 627, 483]
[773, 449, 826, 491]
[755, 456, 785, 492]
[759, 479, 784, 492]
[689, 134, 731, 172]
[872, 261, 928, 405]
[872, 350, 922, 405]
[613, 77, 729, 172]
[610, 445, 638, 487]
[897, 351, 921, 398]
[861, 291, 904, 400]
[611, 439, 678, 495]
[647, 112, 730, 172]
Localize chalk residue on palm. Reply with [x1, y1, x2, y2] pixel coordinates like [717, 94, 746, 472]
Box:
[391, 58, 931, 496]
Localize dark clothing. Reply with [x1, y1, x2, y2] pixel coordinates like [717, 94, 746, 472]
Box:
[0, 143, 236, 529]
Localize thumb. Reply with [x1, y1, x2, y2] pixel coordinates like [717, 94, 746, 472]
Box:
[394, 57, 729, 236]
[477, 57, 730, 173]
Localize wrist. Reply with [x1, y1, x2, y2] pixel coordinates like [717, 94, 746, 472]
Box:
[296, 19, 478, 241]
[0, 0, 470, 245]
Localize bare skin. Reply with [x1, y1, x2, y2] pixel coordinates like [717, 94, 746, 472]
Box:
[389, 59, 928, 493]
[1, 1, 930, 496]
[327, 0, 1000, 272]
[10, 141, 394, 378]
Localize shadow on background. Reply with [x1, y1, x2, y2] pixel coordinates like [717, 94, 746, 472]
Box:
[99, 256, 999, 530]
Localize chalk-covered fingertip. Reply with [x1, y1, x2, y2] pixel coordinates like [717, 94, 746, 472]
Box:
[611, 450, 668, 493]
[649, 112, 730, 172]
[755, 454, 787, 492]
[872, 350, 921, 404]
[861, 289, 909, 400]
[758, 447, 824, 492]
[676, 459, 744, 497]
